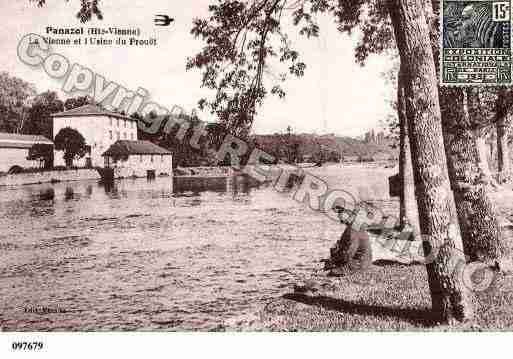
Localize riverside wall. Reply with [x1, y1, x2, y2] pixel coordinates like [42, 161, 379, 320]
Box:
[0, 169, 100, 187]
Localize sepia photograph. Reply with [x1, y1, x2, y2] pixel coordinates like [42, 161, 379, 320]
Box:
[0, 0, 513, 357]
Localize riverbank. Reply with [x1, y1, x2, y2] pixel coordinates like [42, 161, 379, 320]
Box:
[0, 165, 237, 187]
[174, 166, 234, 177]
[251, 264, 513, 331]
[0, 169, 100, 187]
[236, 185, 513, 332]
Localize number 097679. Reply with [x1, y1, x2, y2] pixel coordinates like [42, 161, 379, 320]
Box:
[11, 342, 44, 351]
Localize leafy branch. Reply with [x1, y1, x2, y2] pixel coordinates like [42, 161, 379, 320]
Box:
[187, 0, 335, 138]
[29, 0, 103, 22]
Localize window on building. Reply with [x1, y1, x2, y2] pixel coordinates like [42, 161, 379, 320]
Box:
[117, 132, 120, 140]
[124, 120, 127, 128]
[131, 133, 134, 140]
[140, 155, 143, 163]
[151, 155, 154, 163]
[109, 130, 113, 140]
[161, 155, 164, 162]
[117, 119, 120, 127]
[110, 117, 113, 126]
[123, 133, 127, 139]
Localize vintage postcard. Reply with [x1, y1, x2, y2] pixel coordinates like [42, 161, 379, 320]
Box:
[441, 0, 513, 85]
[0, 0, 512, 358]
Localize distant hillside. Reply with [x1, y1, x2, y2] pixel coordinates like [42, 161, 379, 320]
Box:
[251, 133, 397, 162]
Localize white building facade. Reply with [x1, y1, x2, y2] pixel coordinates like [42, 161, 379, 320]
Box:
[0, 133, 54, 173]
[103, 140, 173, 178]
[52, 104, 138, 168]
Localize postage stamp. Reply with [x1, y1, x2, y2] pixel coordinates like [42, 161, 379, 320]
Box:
[441, 0, 512, 86]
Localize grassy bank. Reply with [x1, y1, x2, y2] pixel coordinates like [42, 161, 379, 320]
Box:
[256, 263, 513, 331]
[244, 165, 513, 331]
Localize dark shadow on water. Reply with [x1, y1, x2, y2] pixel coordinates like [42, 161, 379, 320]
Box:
[173, 176, 229, 194]
[100, 179, 116, 194]
[173, 174, 260, 197]
[85, 185, 93, 198]
[64, 186, 75, 200]
[282, 293, 436, 327]
[37, 188, 55, 201]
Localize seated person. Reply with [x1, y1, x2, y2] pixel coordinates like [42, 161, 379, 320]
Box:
[327, 206, 373, 273]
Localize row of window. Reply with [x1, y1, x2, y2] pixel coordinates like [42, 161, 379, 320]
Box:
[109, 117, 136, 129]
[112, 155, 166, 163]
[109, 131, 135, 141]
[139, 155, 166, 163]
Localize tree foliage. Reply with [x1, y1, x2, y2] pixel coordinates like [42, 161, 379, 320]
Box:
[28, 143, 54, 169]
[185, 0, 407, 138]
[23, 91, 64, 139]
[30, 0, 103, 22]
[0, 72, 37, 133]
[136, 111, 216, 167]
[186, 0, 337, 137]
[54, 127, 88, 167]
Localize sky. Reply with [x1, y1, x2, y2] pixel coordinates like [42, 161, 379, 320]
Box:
[0, 0, 395, 137]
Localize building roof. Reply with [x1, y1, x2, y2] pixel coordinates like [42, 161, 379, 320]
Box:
[0, 132, 53, 149]
[52, 104, 135, 121]
[102, 140, 172, 157]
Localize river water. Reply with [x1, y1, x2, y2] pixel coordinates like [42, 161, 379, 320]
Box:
[0, 175, 347, 331]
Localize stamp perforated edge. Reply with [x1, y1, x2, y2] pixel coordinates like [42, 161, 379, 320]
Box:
[439, 0, 513, 87]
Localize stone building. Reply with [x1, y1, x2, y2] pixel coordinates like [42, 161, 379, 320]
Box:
[52, 104, 138, 168]
[102, 140, 173, 178]
[0, 132, 54, 173]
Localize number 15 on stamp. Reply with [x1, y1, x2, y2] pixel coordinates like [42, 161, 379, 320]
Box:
[493, 2, 510, 21]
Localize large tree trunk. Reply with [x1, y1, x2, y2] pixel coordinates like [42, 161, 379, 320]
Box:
[442, 88, 506, 263]
[398, 68, 420, 235]
[387, 0, 473, 322]
[497, 115, 512, 183]
[427, 0, 504, 264]
[475, 134, 496, 186]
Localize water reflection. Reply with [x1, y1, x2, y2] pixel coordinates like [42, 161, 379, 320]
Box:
[85, 185, 93, 198]
[38, 188, 55, 201]
[0, 173, 342, 331]
[64, 187, 75, 201]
